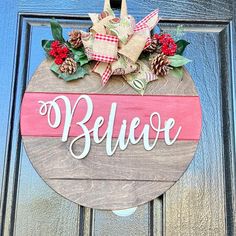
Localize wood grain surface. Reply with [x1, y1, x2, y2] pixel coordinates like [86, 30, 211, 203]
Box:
[23, 138, 197, 182]
[27, 59, 198, 96]
[21, 58, 201, 210]
[48, 179, 173, 210]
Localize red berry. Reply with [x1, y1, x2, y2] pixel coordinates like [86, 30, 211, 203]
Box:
[49, 49, 56, 57]
[51, 41, 60, 49]
[60, 53, 68, 59]
[49, 41, 70, 62]
[55, 57, 63, 65]
[153, 33, 177, 56]
[62, 47, 69, 53]
[153, 34, 160, 40]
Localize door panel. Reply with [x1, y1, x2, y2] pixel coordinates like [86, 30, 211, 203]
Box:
[1, 0, 235, 235]
[18, 0, 232, 20]
[164, 25, 228, 235]
[0, 0, 17, 222]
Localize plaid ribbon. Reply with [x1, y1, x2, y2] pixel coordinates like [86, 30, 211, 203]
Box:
[92, 33, 119, 63]
[135, 9, 159, 49]
[89, 9, 159, 86]
[136, 9, 159, 30]
[144, 37, 152, 49]
[95, 33, 119, 43]
[134, 24, 149, 32]
[92, 54, 117, 63]
[101, 64, 112, 85]
[93, 62, 112, 85]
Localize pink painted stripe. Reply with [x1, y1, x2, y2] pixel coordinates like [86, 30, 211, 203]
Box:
[20, 92, 202, 140]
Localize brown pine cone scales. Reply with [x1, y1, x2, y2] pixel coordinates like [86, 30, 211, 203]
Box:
[68, 30, 82, 49]
[145, 36, 160, 53]
[59, 58, 77, 74]
[151, 53, 170, 76]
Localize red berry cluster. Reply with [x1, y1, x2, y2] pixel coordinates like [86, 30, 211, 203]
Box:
[49, 41, 69, 65]
[154, 34, 177, 56]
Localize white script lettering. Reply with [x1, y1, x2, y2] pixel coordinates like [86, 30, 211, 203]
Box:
[38, 95, 182, 159]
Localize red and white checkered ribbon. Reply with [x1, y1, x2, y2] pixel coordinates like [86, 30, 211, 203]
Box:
[93, 62, 112, 85]
[135, 9, 159, 31]
[144, 37, 152, 49]
[101, 64, 112, 85]
[92, 33, 119, 63]
[135, 9, 159, 49]
[134, 24, 149, 32]
[91, 9, 159, 85]
[92, 54, 117, 63]
[95, 34, 119, 43]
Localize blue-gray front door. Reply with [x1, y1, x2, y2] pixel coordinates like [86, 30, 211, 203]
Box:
[0, 0, 235, 235]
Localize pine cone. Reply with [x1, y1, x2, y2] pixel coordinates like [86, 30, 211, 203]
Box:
[59, 58, 77, 74]
[68, 30, 82, 49]
[145, 36, 160, 53]
[151, 53, 170, 76]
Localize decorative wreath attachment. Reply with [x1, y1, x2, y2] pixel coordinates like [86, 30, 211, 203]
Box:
[42, 0, 191, 95]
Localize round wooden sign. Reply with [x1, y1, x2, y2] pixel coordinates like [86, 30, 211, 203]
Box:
[20, 59, 201, 210]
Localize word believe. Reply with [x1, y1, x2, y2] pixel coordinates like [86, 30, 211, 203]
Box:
[38, 95, 182, 159]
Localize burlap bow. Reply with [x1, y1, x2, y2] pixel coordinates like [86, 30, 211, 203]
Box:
[81, 0, 159, 86]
